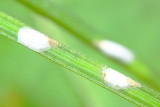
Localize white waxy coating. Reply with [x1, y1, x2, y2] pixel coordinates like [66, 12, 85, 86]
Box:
[96, 40, 134, 64]
[18, 27, 51, 52]
[102, 68, 141, 88]
[103, 68, 129, 88]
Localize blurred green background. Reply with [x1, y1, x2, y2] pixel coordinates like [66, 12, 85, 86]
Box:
[0, 0, 160, 107]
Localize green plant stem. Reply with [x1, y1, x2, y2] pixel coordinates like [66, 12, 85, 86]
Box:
[0, 12, 160, 107]
[16, 0, 160, 91]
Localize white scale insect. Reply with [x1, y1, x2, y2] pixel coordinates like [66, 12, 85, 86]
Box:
[18, 27, 59, 52]
[96, 40, 135, 64]
[102, 67, 141, 88]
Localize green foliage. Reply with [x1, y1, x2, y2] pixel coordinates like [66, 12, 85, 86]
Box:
[0, 0, 160, 107]
[16, 0, 160, 91]
[0, 12, 160, 107]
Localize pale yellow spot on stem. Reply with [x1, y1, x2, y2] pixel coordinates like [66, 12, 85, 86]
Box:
[48, 37, 60, 47]
[127, 78, 141, 87]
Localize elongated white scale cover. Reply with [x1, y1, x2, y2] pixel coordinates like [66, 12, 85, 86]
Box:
[96, 40, 134, 64]
[102, 67, 141, 88]
[18, 27, 53, 52]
